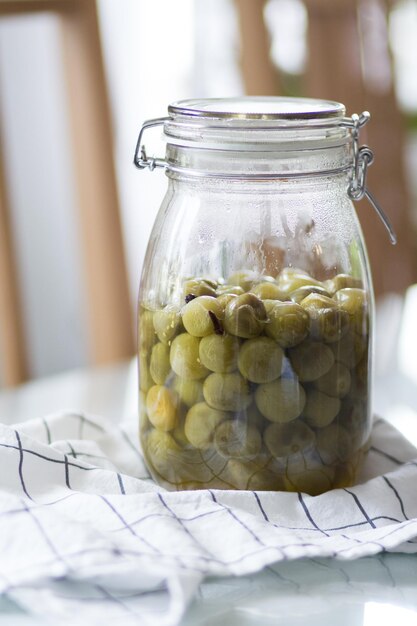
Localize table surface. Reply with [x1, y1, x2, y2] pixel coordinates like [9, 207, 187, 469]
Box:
[1, 290, 417, 625]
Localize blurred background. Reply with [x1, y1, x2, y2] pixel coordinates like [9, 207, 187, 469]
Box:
[1, 0, 417, 400]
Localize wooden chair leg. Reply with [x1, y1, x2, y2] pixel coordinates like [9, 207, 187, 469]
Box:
[59, 0, 134, 363]
[304, 0, 416, 296]
[0, 140, 28, 386]
[234, 0, 281, 95]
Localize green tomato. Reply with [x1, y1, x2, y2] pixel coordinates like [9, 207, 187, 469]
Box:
[238, 336, 283, 383]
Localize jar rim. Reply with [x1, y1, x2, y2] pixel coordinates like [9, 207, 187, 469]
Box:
[168, 96, 346, 122]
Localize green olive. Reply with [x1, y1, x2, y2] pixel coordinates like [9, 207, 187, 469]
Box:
[219, 459, 255, 489]
[352, 355, 369, 397]
[171, 377, 204, 407]
[223, 293, 267, 338]
[336, 400, 369, 444]
[284, 466, 334, 495]
[138, 309, 157, 351]
[227, 270, 259, 291]
[334, 288, 368, 335]
[289, 341, 334, 382]
[139, 390, 149, 429]
[145, 428, 182, 471]
[145, 428, 213, 485]
[216, 285, 245, 297]
[181, 296, 224, 337]
[325, 274, 362, 296]
[171, 423, 190, 448]
[303, 389, 341, 428]
[220, 459, 281, 490]
[153, 305, 182, 344]
[139, 351, 154, 392]
[290, 285, 330, 304]
[248, 468, 285, 491]
[265, 302, 310, 348]
[255, 379, 306, 423]
[238, 402, 266, 432]
[264, 421, 315, 458]
[183, 278, 217, 300]
[251, 282, 285, 300]
[146, 385, 179, 431]
[238, 336, 283, 383]
[214, 420, 262, 459]
[277, 267, 323, 294]
[300, 293, 349, 343]
[203, 372, 251, 411]
[330, 330, 367, 368]
[316, 423, 353, 465]
[216, 293, 238, 310]
[184, 402, 228, 449]
[314, 362, 351, 398]
[150, 343, 171, 385]
[199, 333, 240, 373]
[170, 333, 209, 380]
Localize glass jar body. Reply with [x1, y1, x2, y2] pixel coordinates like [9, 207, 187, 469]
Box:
[138, 166, 374, 495]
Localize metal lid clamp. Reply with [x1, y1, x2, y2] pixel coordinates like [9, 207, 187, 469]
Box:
[342, 112, 397, 245]
[133, 106, 397, 245]
[133, 117, 168, 171]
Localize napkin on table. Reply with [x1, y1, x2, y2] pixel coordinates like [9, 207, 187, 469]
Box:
[0, 413, 416, 626]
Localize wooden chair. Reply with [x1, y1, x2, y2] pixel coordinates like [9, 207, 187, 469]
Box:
[234, 0, 416, 297]
[0, 0, 134, 388]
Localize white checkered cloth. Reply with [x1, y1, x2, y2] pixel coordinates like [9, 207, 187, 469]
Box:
[0, 414, 416, 626]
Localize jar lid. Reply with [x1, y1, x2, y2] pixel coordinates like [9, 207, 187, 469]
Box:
[163, 96, 350, 150]
[168, 97, 346, 122]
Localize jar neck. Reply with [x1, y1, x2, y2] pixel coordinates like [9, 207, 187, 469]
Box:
[165, 141, 352, 181]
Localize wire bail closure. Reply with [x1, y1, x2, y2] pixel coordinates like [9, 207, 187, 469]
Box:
[344, 112, 397, 245]
[133, 117, 168, 171]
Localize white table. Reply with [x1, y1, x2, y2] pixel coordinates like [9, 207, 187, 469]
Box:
[1, 290, 417, 625]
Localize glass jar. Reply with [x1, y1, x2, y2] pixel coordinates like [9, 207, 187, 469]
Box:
[134, 97, 394, 495]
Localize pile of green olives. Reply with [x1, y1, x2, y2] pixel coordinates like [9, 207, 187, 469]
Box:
[139, 268, 370, 495]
